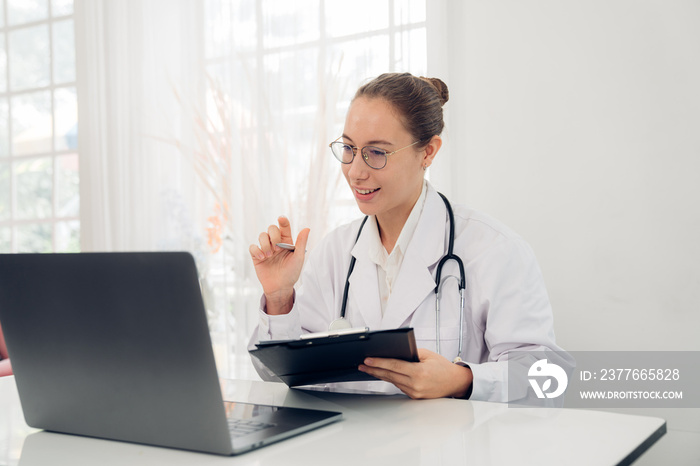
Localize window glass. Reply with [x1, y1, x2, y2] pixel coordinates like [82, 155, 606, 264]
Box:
[327, 34, 392, 103]
[9, 24, 51, 91]
[0, 35, 6, 93]
[51, 0, 73, 17]
[0, 99, 8, 156]
[54, 86, 78, 151]
[0, 162, 9, 221]
[264, 49, 318, 114]
[56, 153, 78, 217]
[394, 28, 427, 74]
[7, 0, 49, 26]
[325, 0, 390, 38]
[0, 228, 10, 253]
[14, 157, 52, 219]
[11, 91, 52, 156]
[205, 0, 257, 56]
[394, 0, 426, 23]
[262, 0, 319, 48]
[16, 223, 52, 253]
[55, 220, 79, 252]
[52, 19, 75, 84]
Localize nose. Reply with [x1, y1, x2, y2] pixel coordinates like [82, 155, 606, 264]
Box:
[346, 148, 369, 180]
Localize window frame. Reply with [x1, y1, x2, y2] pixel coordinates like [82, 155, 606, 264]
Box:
[0, 0, 79, 253]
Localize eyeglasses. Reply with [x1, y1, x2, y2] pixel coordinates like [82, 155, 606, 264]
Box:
[328, 138, 421, 170]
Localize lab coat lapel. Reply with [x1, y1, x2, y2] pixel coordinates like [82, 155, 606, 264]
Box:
[347, 224, 383, 329]
[381, 187, 447, 329]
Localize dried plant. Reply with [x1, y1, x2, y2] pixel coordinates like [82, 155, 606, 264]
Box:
[157, 59, 346, 263]
[157, 75, 237, 255]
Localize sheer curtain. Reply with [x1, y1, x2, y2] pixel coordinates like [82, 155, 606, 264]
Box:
[203, 0, 429, 378]
[74, 0, 428, 379]
[75, 0, 202, 253]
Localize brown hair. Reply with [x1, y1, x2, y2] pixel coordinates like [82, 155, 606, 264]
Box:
[353, 72, 449, 148]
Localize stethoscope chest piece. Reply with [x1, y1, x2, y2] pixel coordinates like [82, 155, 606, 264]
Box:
[328, 317, 352, 331]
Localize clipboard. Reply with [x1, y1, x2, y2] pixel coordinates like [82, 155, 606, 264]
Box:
[248, 327, 419, 387]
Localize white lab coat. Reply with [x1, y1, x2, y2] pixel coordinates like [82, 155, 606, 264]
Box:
[249, 183, 565, 401]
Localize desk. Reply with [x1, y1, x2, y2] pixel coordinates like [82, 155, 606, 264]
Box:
[0, 376, 665, 465]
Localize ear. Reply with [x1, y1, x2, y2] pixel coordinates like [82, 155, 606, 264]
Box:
[422, 135, 442, 169]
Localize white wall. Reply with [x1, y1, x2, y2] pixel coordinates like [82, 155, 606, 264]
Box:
[430, 2, 700, 462]
[433, 0, 700, 353]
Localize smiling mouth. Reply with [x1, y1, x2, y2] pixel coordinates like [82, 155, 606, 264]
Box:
[356, 188, 379, 195]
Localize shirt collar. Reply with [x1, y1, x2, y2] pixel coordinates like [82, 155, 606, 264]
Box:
[366, 180, 428, 267]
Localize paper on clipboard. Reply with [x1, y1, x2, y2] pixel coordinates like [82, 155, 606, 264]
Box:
[248, 327, 419, 387]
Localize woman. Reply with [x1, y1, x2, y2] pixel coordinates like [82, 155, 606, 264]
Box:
[249, 73, 565, 401]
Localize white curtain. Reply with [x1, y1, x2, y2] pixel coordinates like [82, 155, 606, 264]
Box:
[75, 0, 202, 253]
[74, 0, 429, 379]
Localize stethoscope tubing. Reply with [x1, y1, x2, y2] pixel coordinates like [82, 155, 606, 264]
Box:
[338, 193, 466, 362]
[339, 216, 369, 321]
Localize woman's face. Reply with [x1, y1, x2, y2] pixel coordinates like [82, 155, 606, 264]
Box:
[341, 97, 436, 224]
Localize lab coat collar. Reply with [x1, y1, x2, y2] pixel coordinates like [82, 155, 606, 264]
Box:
[349, 183, 447, 330]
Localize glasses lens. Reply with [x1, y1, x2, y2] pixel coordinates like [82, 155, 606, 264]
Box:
[330, 142, 354, 163]
[362, 146, 388, 169]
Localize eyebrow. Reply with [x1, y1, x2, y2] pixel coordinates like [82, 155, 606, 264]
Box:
[341, 134, 394, 147]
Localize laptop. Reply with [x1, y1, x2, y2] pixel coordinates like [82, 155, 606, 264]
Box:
[0, 252, 341, 456]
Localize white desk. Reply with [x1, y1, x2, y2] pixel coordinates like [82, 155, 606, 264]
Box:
[0, 376, 665, 465]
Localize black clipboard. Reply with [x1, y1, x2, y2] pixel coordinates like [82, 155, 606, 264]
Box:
[248, 327, 419, 387]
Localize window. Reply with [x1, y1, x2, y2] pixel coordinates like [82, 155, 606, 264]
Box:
[203, 0, 427, 231]
[0, 0, 78, 253]
[200, 0, 427, 378]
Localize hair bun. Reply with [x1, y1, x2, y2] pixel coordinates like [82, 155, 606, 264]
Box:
[420, 77, 449, 106]
[354, 72, 447, 139]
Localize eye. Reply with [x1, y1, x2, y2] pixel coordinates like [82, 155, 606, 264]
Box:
[364, 147, 387, 158]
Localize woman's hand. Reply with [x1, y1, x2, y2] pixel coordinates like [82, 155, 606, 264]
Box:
[249, 216, 310, 315]
[358, 348, 473, 399]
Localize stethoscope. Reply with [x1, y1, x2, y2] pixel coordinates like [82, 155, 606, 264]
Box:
[328, 193, 466, 363]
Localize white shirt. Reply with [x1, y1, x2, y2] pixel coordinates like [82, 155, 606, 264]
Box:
[366, 181, 428, 315]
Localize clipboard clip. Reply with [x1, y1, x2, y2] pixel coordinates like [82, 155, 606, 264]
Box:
[299, 327, 370, 340]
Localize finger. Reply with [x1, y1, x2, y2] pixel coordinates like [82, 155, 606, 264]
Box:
[249, 244, 265, 262]
[363, 357, 414, 375]
[294, 228, 311, 254]
[358, 364, 417, 398]
[258, 232, 273, 257]
[359, 363, 412, 388]
[359, 362, 430, 400]
[278, 216, 293, 243]
[365, 357, 419, 387]
[267, 224, 282, 251]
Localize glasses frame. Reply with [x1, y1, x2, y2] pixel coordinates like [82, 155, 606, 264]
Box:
[328, 138, 422, 170]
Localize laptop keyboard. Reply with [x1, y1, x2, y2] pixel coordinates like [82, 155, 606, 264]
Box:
[228, 418, 275, 438]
